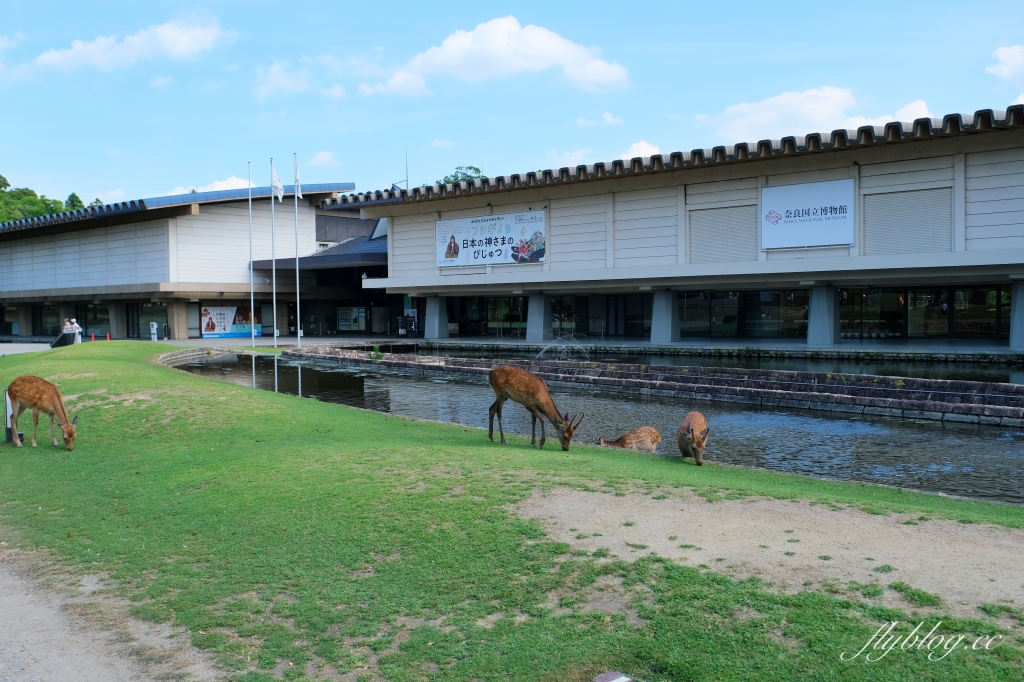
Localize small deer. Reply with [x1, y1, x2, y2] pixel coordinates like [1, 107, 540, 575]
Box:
[597, 426, 662, 454]
[7, 376, 78, 451]
[488, 365, 583, 451]
[677, 411, 709, 465]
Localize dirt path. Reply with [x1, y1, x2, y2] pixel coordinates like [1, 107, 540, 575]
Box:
[0, 549, 221, 682]
[514, 488, 1024, 619]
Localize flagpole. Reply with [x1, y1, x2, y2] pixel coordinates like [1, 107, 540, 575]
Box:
[271, 158, 277, 349]
[248, 162, 255, 348]
[294, 152, 301, 349]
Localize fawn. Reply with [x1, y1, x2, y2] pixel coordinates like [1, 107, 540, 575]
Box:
[677, 411, 709, 465]
[597, 426, 662, 454]
[488, 365, 583, 450]
[7, 376, 78, 451]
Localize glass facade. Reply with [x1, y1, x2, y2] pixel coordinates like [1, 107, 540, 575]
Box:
[839, 286, 1010, 340]
[680, 290, 808, 338]
[588, 294, 652, 338]
[444, 296, 529, 337]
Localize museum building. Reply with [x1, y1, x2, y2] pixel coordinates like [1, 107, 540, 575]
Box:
[0, 182, 407, 341]
[327, 106, 1024, 348]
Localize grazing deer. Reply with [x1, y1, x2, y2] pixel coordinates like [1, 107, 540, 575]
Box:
[597, 426, 662, 454]
[7, 376, 78, 451]
[488, 365, 583, 451]
[677, 411, 709, 465]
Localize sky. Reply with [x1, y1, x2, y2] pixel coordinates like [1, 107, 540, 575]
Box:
[3, 1, 1024, 205]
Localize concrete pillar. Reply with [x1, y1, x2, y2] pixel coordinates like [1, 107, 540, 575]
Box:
[109, 303, 127, 339]
[807, 286, 840, 346]
[166, 301, 188, 340]
[526, 294, 551, 343]
[16, 306, 32, 337]
[1010, 281, 1024, 351]
[424, 297, 448, 339]
[650, 290, 680, 345]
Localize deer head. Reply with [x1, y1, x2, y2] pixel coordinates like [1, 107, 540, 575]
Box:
[680, 425, 710, 465]
[62, 415, 78, 451]
[556, 412, 584, 451]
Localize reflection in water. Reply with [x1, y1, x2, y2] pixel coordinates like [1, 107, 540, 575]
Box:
[184, 354, 1024, 505]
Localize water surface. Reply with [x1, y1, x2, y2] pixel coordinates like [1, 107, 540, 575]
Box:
[181, 354, 1024, 505]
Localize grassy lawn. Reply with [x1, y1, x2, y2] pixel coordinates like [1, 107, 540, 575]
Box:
[0, 342, 1022, 681]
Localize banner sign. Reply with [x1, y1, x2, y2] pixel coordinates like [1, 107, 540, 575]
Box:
[761, 179, 855, 249]
[436, 210, 546, 268]
[201, 306, 262, 338]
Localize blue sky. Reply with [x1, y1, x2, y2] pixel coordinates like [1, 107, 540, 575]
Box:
[3, 1, 1024, 204]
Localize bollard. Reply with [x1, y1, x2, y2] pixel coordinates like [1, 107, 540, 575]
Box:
[91, 333, 95, 342]
[106, 332, 110, 340]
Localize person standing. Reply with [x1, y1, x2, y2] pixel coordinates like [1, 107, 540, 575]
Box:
[71, 318, 82, 344]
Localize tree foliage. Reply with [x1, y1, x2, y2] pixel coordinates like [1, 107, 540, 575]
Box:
[437, 165, 485, 185]
[0, 183, 66, 223]
[66, 192, 85, 210]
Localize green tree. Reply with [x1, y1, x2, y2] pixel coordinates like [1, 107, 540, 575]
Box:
[0, 181, 65, 223]
[437, 165, 485, 185]
[65, 192, 85, 210]
[0, 175, 9, 191]
[89, 198, 104, 207]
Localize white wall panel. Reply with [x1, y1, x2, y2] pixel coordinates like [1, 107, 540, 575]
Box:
[688, 206, 757, 263]
[966, 148, 1024, 250]
[614, 187, 677, 267]
[549, 195, 606, 270]
[863, 188, 952, 255]
[391, 214, 436, 275]
[174, 200, 314, 283]
[0, 220, 169, 292]
[860, 156, 954, 191]
[686, 177, 758, 207]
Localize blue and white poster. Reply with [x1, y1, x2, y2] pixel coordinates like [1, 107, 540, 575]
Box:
[201, 306, 262, 338]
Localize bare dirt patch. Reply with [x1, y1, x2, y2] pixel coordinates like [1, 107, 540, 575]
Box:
[514, 488, 1024, 619]
[0, 544, 222, 681]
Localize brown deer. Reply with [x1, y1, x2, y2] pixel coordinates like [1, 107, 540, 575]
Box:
[7, 376, 78, 451]
[488, 365, 583, 450]
[677, 411, 709, 465]
[597, 426, 662, 454]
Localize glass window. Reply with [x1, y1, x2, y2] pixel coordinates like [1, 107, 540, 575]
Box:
[551, 295, 577, 336]
[839, 288, 862, 339]
[711, 292, 739, 337]
[953, 288, 998, 339]
[139, 303, 169, 339]
[589, 294, 607, 337]
[744, 290, 780, 338]
[1001, 287, 1011, 339]
[2, 306, 16, 335]
[865, 289, 906, 339]
[679, 292, 710, 337]
[908, 289, 948, 338]
[779, 290, 809, 338]
[86, 305, 110, 337]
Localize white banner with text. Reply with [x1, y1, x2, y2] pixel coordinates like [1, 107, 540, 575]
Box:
[761, 179, 855, 249]
[436, 210, 546, 268]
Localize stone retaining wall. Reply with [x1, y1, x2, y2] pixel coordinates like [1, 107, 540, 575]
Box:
[284, 346, 1024, 428]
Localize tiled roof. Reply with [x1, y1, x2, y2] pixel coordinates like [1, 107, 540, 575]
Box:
[0, 182, 355, 236]
[324, 106, 1024, 209]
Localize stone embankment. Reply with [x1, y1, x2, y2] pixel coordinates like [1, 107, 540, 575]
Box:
[283, 347, 1024, 427]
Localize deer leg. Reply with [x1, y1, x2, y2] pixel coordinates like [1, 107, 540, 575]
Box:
[31, 409, 40, 447]
[538, 415, 546, 448]
[50, 414, 58, 446]
[11, 404, 22, 447]
[488, 400, 498, 442]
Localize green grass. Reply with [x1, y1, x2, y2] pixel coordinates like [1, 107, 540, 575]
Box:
[889, 582, 943, 608]
[0, 342, 1022, 681]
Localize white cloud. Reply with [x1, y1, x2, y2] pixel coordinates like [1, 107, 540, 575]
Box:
[577, 112, 623, 126]
[697, 87, 934, 142]
[551, 148, 593, 167]
[321, 84, 345, 99]
[361, 15, 627, 96]
[165, 176, 253, 195]
[255, 62, 310, 101]
[988, 45, 1024, 86]
[307, 151, 337, 167]
[149, 75, 173, 89]
[987, 46, 1024, 105]
[621, 140, 659, 160]
[0, 32, 25, 52]
[34, 15, 234, 71]
[359, 71, 427, 96]
[431, 138, 455, 147]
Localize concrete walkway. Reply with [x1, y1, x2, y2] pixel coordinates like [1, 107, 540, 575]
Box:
[0, 343, 52, 356]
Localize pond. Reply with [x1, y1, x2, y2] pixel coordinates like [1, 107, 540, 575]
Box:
[179, 353, 1024, 505]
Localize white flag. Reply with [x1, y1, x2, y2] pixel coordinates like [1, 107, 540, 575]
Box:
[294, 157, 302, 199]
[271, 166, 284, 202]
